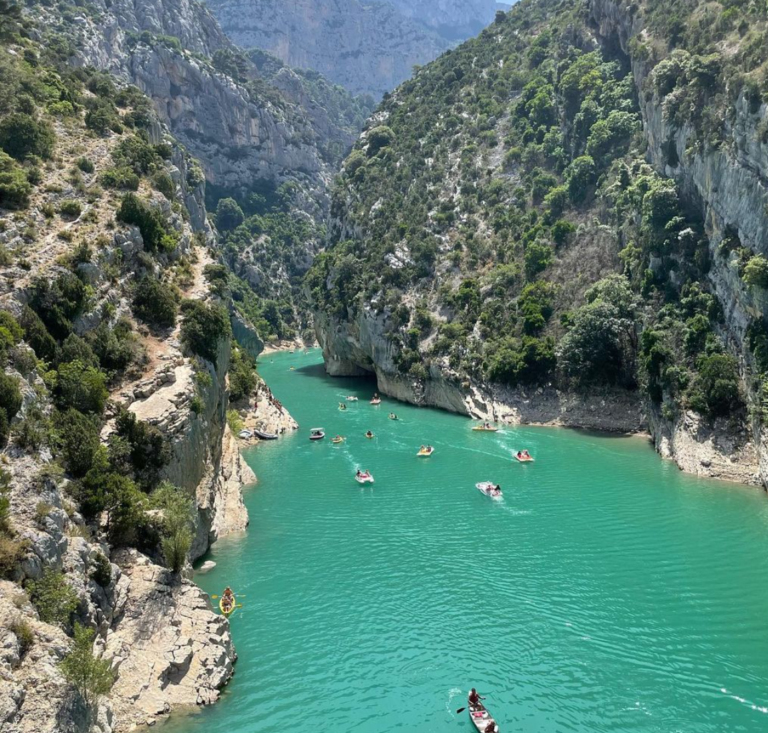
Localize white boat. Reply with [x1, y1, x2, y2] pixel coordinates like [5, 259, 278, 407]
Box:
[513, 451, 535, 463]
[254, 429, 278, 440]
[469, 701, 499, 732]
[370, 398, 381, 405]
[476, 482, 503, 499]
[346, 396, 359, 402]
[309, 428, 325, 441]
[416, 446, 434, 457]
[355, 471, 374, 484]
[238, 429, 253, 440]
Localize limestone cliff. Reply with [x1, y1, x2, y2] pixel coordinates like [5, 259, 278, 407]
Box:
[203, 0, 453, 98]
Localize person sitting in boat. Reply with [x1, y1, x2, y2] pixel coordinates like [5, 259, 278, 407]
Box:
[366, 431, 374, 438]
[221, 587, 234, 612]
[427, 445, 433, 452]
[389, 412, 397, 420]
[339, 402, 347, 410]
[484, 721, 497, 733]
[522, 449, 531, 459]
[493, 484, 501, 496]
[420, 444, 426, 452]
[356, 470, 364, 478]
[468, 688, 484, 707]
[516, 451, 523, 460]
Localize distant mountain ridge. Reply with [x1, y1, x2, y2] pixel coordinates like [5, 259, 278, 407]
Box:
[202, 0, 503, 98]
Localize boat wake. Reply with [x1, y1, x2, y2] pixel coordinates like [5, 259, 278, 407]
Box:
[445, 687, 463, 718]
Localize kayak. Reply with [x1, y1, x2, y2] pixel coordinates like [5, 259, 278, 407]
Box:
[355, 472, 374, 484]
[219, 593, 236, 618]
[514, 453, 535, 463]
[476, 482, 503, 499]
[310, 428, 325, 441]
[469, 701, 498, 733]
[417, 447, 434, 457]
[346, 396, 358, 402]
[473, 425, 499, 432]
[254, 430, 278, 440]
[332, 436, 345, 444]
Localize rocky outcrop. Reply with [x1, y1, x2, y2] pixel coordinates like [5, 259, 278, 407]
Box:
[203, 0, 453, 98]
[105, 550, 235, 732]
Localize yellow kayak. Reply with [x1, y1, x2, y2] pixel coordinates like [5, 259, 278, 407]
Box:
[219, 593, 236, 618]
[332, 436, 345, 444]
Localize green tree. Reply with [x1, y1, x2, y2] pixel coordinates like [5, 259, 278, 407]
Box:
[151, 482, 194, 573]
[743, 255, 768, 289]
[0, 151, 32, 208]
[565, 155, 597, 204]
[132, 276, 179, 328]
[56, 409, 100, 478]
[524, 242, 554, 280]
[688, 353, 741, 418]
[60, 623, 115, 708]
[28, 569, 79, 627]
[0, 113, 55, 160]
[215, 198, 244, 232]
[180, 300, 231, 362]
[55, 361, 108, 414]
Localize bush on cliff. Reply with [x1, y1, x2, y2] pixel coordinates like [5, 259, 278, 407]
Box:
[180, 300, 231, 363]
[28, 569, 79, 628]
[132, 276, 179, 329]
[60, 623, 115, 707]
[151, 482, 194, 574]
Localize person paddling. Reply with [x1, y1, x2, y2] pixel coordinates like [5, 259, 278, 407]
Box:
[468, 688, 484, 707]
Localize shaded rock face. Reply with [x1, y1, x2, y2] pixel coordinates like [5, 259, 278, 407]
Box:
[203, 0, 454, 98]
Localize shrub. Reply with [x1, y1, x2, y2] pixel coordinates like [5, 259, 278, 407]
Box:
[58, 200, 82, 219]
[132, 276, 178, 328]
[229, 344, 257, 402]
[0, 371, 22, 439]
[551, 219, 575, 247]
[19, 306, 58, 364]
[565, 155, 597, 204]
[60, 623, 115, 707]
[76, 157, 95, 174]
[524, 242, 553, 280]
[152, 171, 175, 199]
[117, 193, 177, 252]
[0, 113, 55, 160]
[56, 409, 101, 478]
[687, 353, 741, 418]
[90, 553, 111, 587]
[743, 255, 768, 289]
[111, 409, 170, 489]
[366, 125, 395, 156]
[180, 300, 231, 362]
[226, 408, 243, 434]
[60, 334, 98, 368]
[28, 569, 79, 627]
[0, 151, 32, 208]
[100, 166, 140, 191]
[28, 273, 87, 341]
[151, 482, 194, 573]
[55, 360, 109, 414]
[215, 198, 244, 232]
[0, 535, 27, 579]
[9, 618, 34, 656]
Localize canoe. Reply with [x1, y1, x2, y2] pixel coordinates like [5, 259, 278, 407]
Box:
[417, 447, 434, 457]
[469, 702, 498, 733]
[219, 593, 236, 618]
[476, 482, 503, 499]
[310, 428, 325, 441]
[254, 430, 278, 440]
[355, 473, 374, 484]
[472, 425, 499, 432]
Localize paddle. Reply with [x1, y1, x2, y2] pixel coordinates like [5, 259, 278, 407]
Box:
[456, 696, 485, 714]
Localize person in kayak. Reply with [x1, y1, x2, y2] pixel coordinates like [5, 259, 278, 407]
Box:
[468, 688, 484, 707]
[221, 587, 234, 613]
[366, 431, 374, 438]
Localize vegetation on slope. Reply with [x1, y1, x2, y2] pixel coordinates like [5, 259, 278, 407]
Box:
[308, 0, 768, 424]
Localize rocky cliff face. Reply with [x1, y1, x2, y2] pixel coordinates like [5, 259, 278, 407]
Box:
[203, 0, 454, 98]
[388, 0, 497, 38]
[34, 0, 369, 204]
[311, 0, 767, 488]
[587, 0, 768, 487]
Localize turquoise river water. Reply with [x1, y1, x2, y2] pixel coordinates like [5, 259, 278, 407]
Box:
[165, 349, 768, 733]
